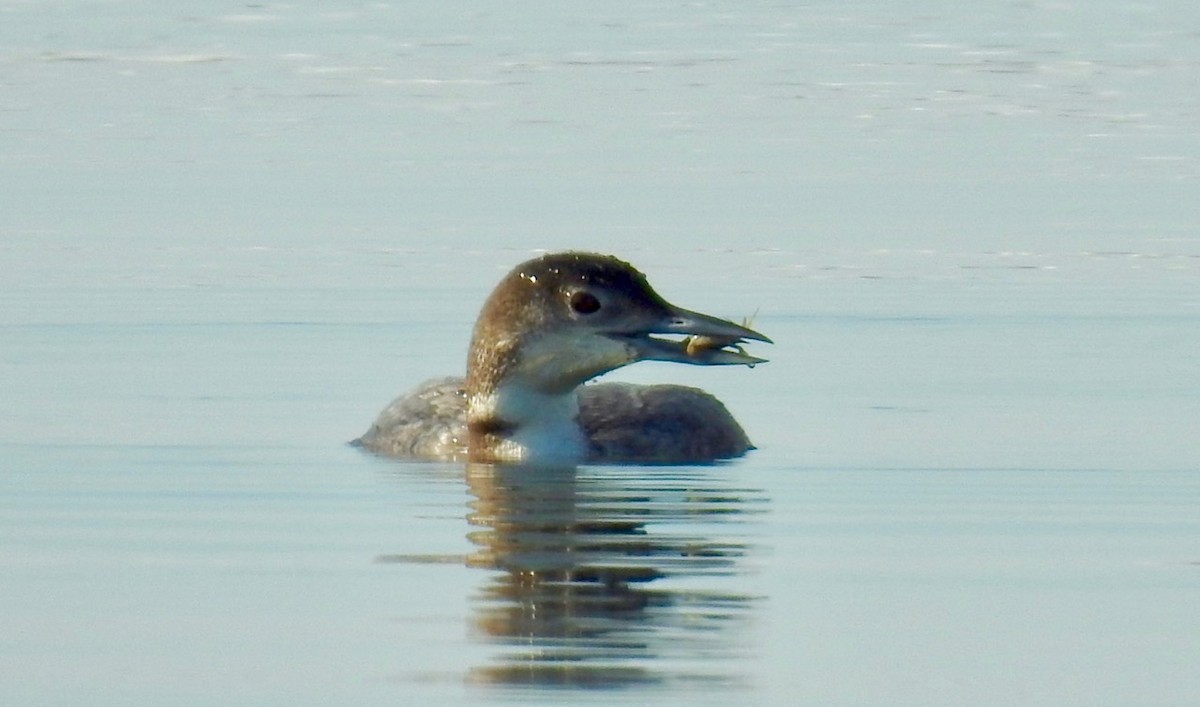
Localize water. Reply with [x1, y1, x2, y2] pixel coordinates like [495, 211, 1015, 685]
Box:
[3, 1, 1199, 704]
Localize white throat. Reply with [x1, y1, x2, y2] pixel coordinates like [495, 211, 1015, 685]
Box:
[470, 382, 588, 464]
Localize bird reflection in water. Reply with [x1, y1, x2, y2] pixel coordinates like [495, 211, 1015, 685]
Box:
[463, 462, 765, 690]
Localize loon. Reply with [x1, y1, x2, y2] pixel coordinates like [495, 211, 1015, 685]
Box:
[354, 251, 771, 465]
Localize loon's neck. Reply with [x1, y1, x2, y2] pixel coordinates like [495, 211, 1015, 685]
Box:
[467, 381, 588, 464]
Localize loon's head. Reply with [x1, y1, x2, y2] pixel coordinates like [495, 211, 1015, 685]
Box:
[465, 252, 771, 463]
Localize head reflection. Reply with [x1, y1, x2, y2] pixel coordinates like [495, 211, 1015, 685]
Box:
[464, 462, 762, 690]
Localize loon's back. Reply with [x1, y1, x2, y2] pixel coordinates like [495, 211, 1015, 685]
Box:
[577, 382, 753, 463]
[353, 377, 752, 464]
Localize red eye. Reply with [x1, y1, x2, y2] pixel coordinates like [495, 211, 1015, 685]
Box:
[570, 291, 601, 314]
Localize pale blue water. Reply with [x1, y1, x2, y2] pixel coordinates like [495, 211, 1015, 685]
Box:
[3, 1, 1199, 705]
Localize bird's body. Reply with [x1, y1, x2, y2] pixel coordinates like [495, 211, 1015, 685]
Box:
[356, 377, 754, 464]
[354, 252, 770, 465]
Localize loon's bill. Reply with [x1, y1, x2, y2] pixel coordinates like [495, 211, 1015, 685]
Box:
[617, 304, 771, 367]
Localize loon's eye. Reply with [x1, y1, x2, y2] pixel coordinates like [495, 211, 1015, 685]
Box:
[570, 291, 602, 315]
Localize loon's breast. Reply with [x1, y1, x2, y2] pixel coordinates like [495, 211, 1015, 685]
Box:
[353, 378, 752, 464]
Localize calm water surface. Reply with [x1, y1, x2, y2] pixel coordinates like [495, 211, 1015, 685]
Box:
[3, 1, 1199, 704]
